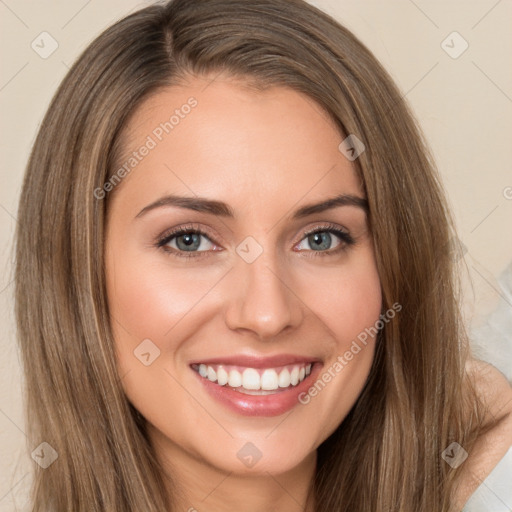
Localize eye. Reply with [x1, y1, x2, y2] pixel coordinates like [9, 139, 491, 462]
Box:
[167, 232, 214, 252]
[295, 224, 355, 256]
[156, 222, 355, 259]
[156, 224, 220, 258]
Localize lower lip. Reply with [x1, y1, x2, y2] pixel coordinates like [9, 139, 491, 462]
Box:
[192, 363, 323, 417]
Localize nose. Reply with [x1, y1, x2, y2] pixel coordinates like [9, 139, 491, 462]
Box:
[224, 249, 304, 340]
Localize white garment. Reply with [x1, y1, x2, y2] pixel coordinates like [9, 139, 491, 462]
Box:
[471, 262, 512, 383]
[462, 446, 512, 511]
[464, 261, 512, 510]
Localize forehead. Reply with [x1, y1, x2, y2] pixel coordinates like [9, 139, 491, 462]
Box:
[110, 76, 363, 215]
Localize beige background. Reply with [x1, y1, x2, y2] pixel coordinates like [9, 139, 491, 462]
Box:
[1, 0, 511, 509]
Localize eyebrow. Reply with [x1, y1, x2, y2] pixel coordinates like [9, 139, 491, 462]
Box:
[135, 193, 368, 220]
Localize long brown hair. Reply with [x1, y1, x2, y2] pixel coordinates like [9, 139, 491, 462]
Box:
[15, 0, 487, 510]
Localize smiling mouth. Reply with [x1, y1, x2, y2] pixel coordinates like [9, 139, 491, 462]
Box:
[191, 362, 314, 395]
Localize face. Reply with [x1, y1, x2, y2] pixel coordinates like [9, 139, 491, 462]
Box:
[105, 75, 382, 480]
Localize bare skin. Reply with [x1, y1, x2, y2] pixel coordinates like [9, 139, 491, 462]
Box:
[105, 75, 381, 511]
[104, 75, 512, 511]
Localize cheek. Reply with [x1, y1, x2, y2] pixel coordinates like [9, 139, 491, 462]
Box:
[106, 236, 382, 368]
[292, 251, 382, 346]
[290, 252, 382, 436]
[104, 231, 383, 473]
[105, 245, 224, 348]
[333, 270, 382, 344]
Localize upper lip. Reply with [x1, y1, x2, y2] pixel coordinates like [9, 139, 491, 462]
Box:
[189, 354, 322, 369]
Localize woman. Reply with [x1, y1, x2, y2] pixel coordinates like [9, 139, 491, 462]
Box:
[14, 0, 512, 510]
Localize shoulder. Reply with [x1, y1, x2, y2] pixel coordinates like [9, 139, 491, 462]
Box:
[465, 358, 512, 425]
[454, 358, 512, 509]
[466, 356, 512, 401]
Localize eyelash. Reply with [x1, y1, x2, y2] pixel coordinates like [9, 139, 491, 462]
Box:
[155, 222, 356, 259]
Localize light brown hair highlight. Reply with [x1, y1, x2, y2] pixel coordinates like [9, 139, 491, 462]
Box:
[15, 1, 488, 510]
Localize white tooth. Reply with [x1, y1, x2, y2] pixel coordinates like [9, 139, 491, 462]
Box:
[217, 366, 229, 386]
[306, 363, 312, 376]
[290, 366, 299, 385]
[207, 366, 217, 382]
[299, 367, 305, 381]
[278, 368, 291, 388]
[242, 368, 261, 390]
[228, 369, 242, 388]
[260, 369, 279, 390]
[198, 364, 208, 378]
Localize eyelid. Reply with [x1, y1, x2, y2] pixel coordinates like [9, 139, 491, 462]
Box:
[156, 223, 220, 247]
[297, 222, 351, 242]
